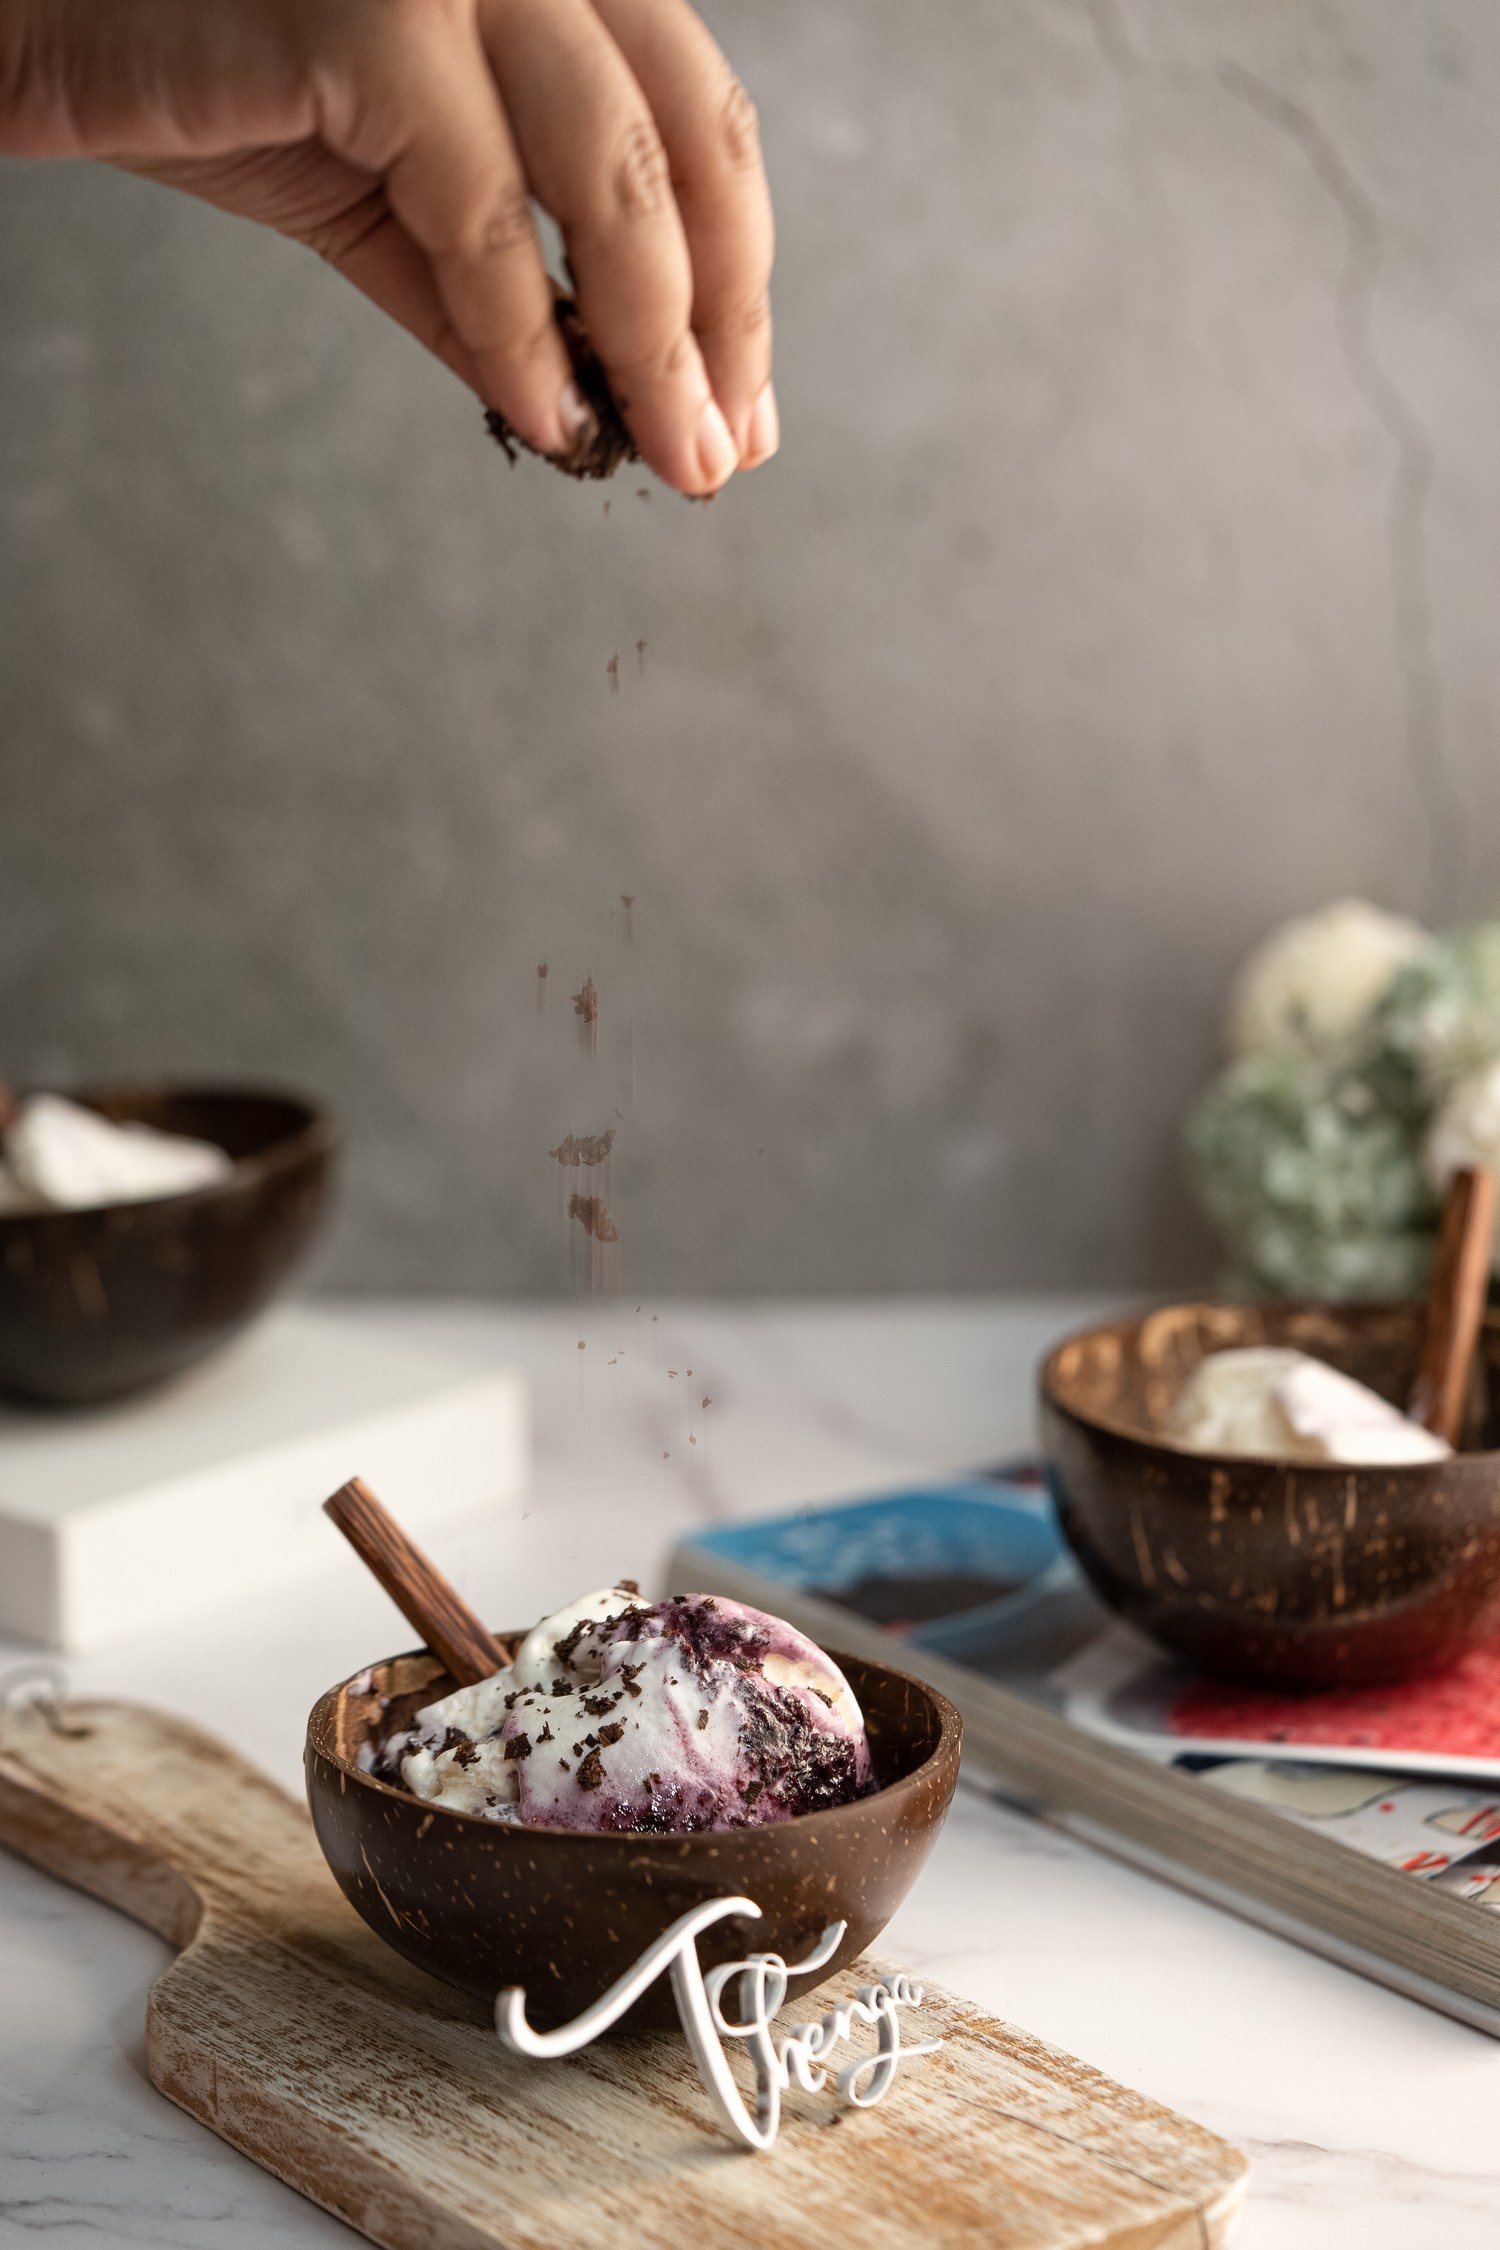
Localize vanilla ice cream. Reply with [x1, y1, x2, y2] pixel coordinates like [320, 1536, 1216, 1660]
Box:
[0, 1093, 232, 1213]
[380, 1588, 875, 1832]
[1169, 1346, 1451, 1466]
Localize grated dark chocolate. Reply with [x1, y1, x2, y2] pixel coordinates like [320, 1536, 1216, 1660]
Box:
[484, 298, 638, 482]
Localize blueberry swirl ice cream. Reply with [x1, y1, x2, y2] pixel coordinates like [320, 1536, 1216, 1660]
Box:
[376, 1588, 875, 1833]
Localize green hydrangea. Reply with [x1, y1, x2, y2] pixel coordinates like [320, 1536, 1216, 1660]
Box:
[1365, 924, 1500, 1120]
[1191, 909, 1500, 1297]
[1187, 1047, 1436, 1300]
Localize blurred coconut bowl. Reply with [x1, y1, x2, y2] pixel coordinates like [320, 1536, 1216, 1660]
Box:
[0, 1084, 336, 1407]
[307, 1639, 961, 2032]
[1040, 1301, 1500, 1689]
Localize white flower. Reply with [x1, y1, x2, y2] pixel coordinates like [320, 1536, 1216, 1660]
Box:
[1228, 899, 1433, 1058]
[1425, 1062, 1500, 1267]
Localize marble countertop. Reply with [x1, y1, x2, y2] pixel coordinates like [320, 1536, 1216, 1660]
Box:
[3, 1295, 1498, 2247]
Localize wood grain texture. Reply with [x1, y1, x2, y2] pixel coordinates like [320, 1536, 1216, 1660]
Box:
[0, 1699, 1246, 2250]
[1410, 1167, 1497, 1443]
[323, 1476, 506, 1685]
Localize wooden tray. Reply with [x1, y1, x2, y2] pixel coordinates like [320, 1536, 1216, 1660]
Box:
[0, 1699, 1248, 2248]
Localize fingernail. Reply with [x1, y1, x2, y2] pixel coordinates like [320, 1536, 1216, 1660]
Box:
[559, 379, 597, 451]
[743, 383, 780, 467]
[696, 397, 739, 489]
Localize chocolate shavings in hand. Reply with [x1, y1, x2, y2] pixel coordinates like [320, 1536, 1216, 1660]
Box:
[484, 298, 639, 482]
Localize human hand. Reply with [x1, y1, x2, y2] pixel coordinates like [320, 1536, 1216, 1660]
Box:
[0, 0, 777, 493]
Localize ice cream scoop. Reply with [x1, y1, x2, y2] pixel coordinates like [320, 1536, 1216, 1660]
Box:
[382, 1587, 874, 1834]
[1169, 1346, 1451, 1466]
[0, 1092, 231, 1212]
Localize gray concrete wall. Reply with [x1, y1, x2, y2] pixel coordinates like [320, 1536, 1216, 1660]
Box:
[3, 0, 1498, 1295]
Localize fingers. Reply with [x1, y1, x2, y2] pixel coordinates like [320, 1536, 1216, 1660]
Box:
[308, 185, 488, 397]
[587, 0, 775, 467]
[114, 138, 484, 395]
[476, 0, 734, 494]
[317, 6, 588, 459]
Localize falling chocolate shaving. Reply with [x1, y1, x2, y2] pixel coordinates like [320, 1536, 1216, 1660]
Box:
[572, 976, 598, 1026]
[635, 642, 647, 675]
[569, 1192, 619, 1243]
[607, 653, 620, 694]
[550, 1128, 615, 1168]
[483, 297, 638, 481]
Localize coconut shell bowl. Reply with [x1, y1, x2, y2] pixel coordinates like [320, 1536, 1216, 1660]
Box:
[306, 1638, 961, 2033]
[0, 1084, 335, 1407]
[1040, 1300, 1500, 1691]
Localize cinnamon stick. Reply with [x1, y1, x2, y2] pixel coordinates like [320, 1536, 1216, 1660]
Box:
[1408, 1166, 1497, 1446]
[323, 1477, 506, 1686]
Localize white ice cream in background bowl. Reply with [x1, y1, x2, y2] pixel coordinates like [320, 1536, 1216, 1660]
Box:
[1169, 1346, 1452, 1466]
[378, 1586, 874, 1833]
[0, 1091, 232, 1215]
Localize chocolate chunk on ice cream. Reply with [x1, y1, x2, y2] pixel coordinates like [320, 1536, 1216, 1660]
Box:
[381, 1588, 874, 1833]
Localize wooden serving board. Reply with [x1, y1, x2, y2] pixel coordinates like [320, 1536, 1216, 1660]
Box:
[0, 1700, 1247, 2249]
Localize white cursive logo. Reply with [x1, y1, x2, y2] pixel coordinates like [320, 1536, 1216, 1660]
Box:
[494, 1896, 940, 2151]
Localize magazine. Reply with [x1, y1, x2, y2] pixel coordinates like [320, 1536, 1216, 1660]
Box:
[666, 1469, 1500, 2036]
